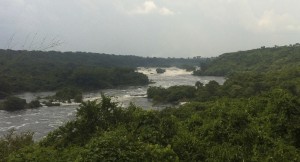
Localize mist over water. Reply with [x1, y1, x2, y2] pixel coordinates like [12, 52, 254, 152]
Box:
[0, 67, 225, 140]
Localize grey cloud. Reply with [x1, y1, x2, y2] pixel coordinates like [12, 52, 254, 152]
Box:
[0, 0, 300, 57]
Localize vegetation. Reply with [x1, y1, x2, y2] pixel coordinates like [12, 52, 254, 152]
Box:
[147, 86, 196, 103]
[0, 49, 204, 98]
[0, 64, 149, 96]
[27, 100, 42, 108]
[53, 88, 83, 103]
[0, 96, 27, 111]
[0, 87, 82, 111]
[148, 45, 300, 104]
[1, 91, 299, 161]
[194, 44, 300, 76]
[178, 64, 196, 71]
[156, 68, 166, 74]
[149, 67, 300, 103]
[1, 45, 300, 160]
[0, 97, 43, 111]
[0, 78, 11, 99]
[0, 129, 34, 162]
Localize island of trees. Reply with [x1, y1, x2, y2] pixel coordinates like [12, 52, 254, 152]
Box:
[0, 44, 300, 161]
[156, 68, 166, 74]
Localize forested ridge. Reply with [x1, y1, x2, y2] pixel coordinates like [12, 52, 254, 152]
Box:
[1, 46, 300, 161]
[0, 49, 201, 68]
[194, 44, 300, 76]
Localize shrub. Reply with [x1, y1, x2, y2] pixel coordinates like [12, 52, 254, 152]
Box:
[54, 88, 82, 102]
[156, 68, 166, 74]
[2, 96, 27, 111]
[0, 129, 34, 161]
[27, 100, 41, 108]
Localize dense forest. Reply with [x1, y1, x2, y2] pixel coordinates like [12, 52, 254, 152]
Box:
[0, 49, 202, 99]
[1, 45, 300, 161]
[194, 44, 300, 76]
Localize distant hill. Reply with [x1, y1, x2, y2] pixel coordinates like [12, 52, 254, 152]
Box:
[194, 44, 300, 76]
[0, 49, 202, 69]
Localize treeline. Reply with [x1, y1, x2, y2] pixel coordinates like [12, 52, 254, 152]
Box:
[0, 49, 201, 68]
[148, 85, 196, 103]
[0, 66, 148, 98]
[194, 44, 300, 76]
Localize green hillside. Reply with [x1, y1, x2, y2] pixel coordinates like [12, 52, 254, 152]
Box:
[194, 44, 300, 76]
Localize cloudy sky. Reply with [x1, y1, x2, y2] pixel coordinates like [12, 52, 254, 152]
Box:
[1, 0, 300, 57]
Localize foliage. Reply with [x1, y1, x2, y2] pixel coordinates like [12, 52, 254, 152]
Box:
[2, 45, 300, 160]
[147, 85, 196, 103]
[78, 128, 178, 161]
[1, 97, 44, 111]
[69, 67, 149, 90]
[194, 44, 300, 76]
[156, 68, 166, 74]
[178, 64, 196, 71]
[148, 81, 222, 103]
[149, 67, 300, 103]
[53, 87, 82, 103]
[4, 90, 299, 161]
[0, 129, 34, 162]
[1, 96, 27, 111]
[40, 95, 123, 147]
[27, 100, 41, 108]
[0, 49, 203, 94]
[0, 78, 11, 99]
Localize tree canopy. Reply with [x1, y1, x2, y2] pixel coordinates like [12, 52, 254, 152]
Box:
[194, 44, 300, 76]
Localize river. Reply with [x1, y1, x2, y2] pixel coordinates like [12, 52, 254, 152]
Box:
[0, 67, 225, 140]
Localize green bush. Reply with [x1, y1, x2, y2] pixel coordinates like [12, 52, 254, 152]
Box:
[0, 129, 34, 161]
[54, 88, 82, 102]
[156, 68, 166, 74]
[147, 86, 196, 103]
[27, 100, 41, 108]
[79, 128, 178, 161]
[2, 97, 27, 111]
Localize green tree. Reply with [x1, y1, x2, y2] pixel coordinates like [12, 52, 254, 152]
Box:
[2, 97, 27, 111]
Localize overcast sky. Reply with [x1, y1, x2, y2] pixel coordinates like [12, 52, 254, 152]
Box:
[1, 0, 300, 57]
